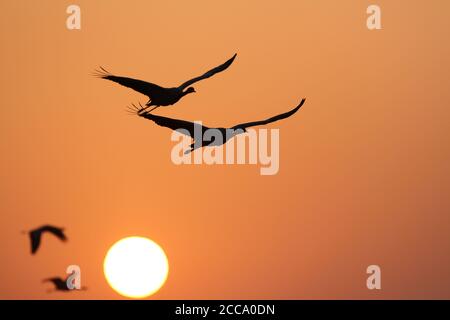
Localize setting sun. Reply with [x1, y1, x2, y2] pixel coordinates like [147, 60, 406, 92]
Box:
[103, 237, 169, 299]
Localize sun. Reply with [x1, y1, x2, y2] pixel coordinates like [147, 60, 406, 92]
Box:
[103, 236, 169, 298]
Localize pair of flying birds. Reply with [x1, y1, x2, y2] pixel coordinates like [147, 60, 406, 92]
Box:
[95, 54, 306, 152]
[23, 55, 304, 292]
[23, 225, 74, 292]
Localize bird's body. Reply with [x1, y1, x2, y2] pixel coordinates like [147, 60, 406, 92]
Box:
[129, 98, 306, 153]
[43, 277, 70, 291]
[43, 276, 87, 292]
[95, 53, 237, 112]
[25, 225, 67, 254]
[147, 87, 192, 107]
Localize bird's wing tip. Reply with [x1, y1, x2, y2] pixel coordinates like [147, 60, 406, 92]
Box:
[298, 98, 306, 107]
[291, 98, 306, 113]
[225, 53, 237, 63]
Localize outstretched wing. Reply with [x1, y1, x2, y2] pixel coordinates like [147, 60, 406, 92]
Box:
[232, 99, 306, 130]
[94, 67, 166, 98]
[41, 225, 67, 242]
[178, 53, 237, 90]
[43, 277, 67, 290]
[43, 277, 62, 284]
[140, 113, 207, 139]
[29, 231, 41, 254]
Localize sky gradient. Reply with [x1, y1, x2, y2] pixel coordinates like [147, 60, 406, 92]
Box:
[1, 0, 450, 299]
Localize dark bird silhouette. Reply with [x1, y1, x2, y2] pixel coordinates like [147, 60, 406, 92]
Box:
[22, 225, 67, 254]
[95, 53, 237, 113]
[43, 277, 70, 292]
[43, 276, 87, 293]
[128, 98, 306, 153]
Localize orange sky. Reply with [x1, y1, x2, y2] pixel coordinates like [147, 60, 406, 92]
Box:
[1, 0, 450, 299]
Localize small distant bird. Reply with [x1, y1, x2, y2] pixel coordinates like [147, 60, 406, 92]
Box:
[23, 225, 67, 254]
[95, 53, 237, 113]
[43, 276, 87, 293]
[43, 277, 70, 292]
[128, 98, 306, 153]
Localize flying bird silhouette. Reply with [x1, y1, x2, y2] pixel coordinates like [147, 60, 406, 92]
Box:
[23, 225, 67, 254]
[128, 98, 306, 153]
[95, 53, 237, 113]
[43, 276, 87, 293]
[43, 277, 70, 292]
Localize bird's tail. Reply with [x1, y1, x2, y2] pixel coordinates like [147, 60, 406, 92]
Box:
[91, 66, 111, 78]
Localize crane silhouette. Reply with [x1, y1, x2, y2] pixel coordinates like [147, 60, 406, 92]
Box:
[128, 98, 306, 153]
[43, 276, 87, 293]
[43, 277, 70, 292]
[22, 225, 67, 254]
[95, 53, 237, 113]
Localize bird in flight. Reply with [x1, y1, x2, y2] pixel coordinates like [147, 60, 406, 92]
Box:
[128, 98, 306, 153]
[23, 225, 67, 255]
[95, 53, 237, 113]
[43, 276, 87, 293]
[43, 277, 70, 292]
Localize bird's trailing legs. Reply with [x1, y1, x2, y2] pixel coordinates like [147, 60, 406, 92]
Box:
[146, 105, 160, 113]
[140, 99, 160, 113]
[126, 102, 159, 115]
[126, 102, 156, 115]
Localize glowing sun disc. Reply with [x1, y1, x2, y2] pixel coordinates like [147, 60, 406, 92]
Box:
[103, 236, 169, 298]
